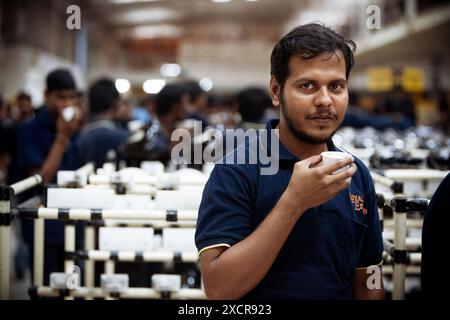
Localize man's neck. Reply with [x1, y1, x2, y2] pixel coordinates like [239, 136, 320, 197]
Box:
[277, 121, 329, 160]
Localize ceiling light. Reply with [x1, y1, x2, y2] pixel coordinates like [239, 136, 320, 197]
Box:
[115, 79, 131, 93]
[143, 79, 166, 94]
[133, 25, 181, 39]
[160, 64, 181, 77]
[112, 8, 178, 25]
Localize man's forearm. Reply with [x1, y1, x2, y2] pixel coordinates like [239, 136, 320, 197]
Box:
[202, 192, 305, 299]
[353, 286, 385, 300]
[40, 135, 69, 183]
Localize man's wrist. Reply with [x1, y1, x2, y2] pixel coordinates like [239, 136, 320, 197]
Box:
[280, 188, 306, 218]
[55, 134, 70, 148]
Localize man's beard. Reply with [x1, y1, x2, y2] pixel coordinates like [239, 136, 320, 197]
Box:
[280, 97, 336, 145]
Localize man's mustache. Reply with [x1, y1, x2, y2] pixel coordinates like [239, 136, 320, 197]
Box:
[306, 113, 338, 119]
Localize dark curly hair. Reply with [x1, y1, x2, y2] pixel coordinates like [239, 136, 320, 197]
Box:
[270, 23, 356, 90]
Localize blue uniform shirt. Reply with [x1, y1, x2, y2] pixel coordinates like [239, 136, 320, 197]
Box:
[17, 107, 79, 174]
[76, 120, 128, 168]
[195, 119, 383, 299]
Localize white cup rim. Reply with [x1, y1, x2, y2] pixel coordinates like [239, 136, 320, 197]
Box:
[321, 151, 352, 160]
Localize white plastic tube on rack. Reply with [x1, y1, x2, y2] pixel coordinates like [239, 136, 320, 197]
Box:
[28, 208, 198, 221]
[0, 191, 10, 300]
[392, 206, 407, 300]
[32, 286, 206, 299]
[64, 223, 76, 300]
[10, 175, 42, 195]
[34, 219, 44, 288]
[84, 225, 95, 299]
[0, 225, 9, 300]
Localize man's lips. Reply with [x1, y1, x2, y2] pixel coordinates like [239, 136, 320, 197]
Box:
[307, 115, 337, 125]
[307, 114, 337, 120]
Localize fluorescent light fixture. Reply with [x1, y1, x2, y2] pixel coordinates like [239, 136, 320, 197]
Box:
[160, 63, 181, 77]
[143, 79, 166, 94]
[112, 8, 178, 25]
[199, 78, 213, 92]
[212, 0, 232, 3]
[296, 10, 346, 26]
[115, 79, 131, 93]
[133, 25, 181, 39]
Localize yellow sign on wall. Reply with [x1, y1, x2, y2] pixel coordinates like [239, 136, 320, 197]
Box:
[367, 67, 395, 92]
[401, 67, 424, 93]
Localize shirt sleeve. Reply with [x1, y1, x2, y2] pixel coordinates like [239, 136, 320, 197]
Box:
[357, 167, 384, 268]
[195, 163, 254, 254]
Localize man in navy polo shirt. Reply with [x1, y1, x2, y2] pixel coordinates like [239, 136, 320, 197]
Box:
[16, 69, 82, 284]
[17, 69, 81, 183]
[195, 23, 384, 300]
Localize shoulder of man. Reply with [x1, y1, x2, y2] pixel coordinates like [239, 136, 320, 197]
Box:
[18, 117, 39, 140]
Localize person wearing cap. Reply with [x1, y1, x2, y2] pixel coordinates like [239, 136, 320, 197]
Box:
[16, 68, 82, 284]
[195, 24, 384, 300]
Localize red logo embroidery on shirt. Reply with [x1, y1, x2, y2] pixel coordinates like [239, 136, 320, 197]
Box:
[349, 193, 367, 214]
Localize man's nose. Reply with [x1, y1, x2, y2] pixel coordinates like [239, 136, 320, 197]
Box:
[313, 87, 332, 108]
[63, 98, 76, 108]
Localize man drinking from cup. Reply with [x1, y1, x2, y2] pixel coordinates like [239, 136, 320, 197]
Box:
[195, 23, 384, 300]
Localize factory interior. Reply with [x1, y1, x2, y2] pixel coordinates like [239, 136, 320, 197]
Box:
[0, 0, 450, 303]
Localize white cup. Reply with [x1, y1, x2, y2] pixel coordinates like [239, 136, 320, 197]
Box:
[62, 106, 77, 122]
[320, 151, 353, 175]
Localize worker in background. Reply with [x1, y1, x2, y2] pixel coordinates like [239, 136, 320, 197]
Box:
[16, 68, 82, 285]
[76, 78, 128, 169]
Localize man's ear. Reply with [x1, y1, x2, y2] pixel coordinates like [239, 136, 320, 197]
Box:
[269, 76, 281, 108]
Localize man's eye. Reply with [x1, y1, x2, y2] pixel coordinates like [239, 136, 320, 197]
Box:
[301, 83, 314, 90]
[330, 82, 344, 90]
